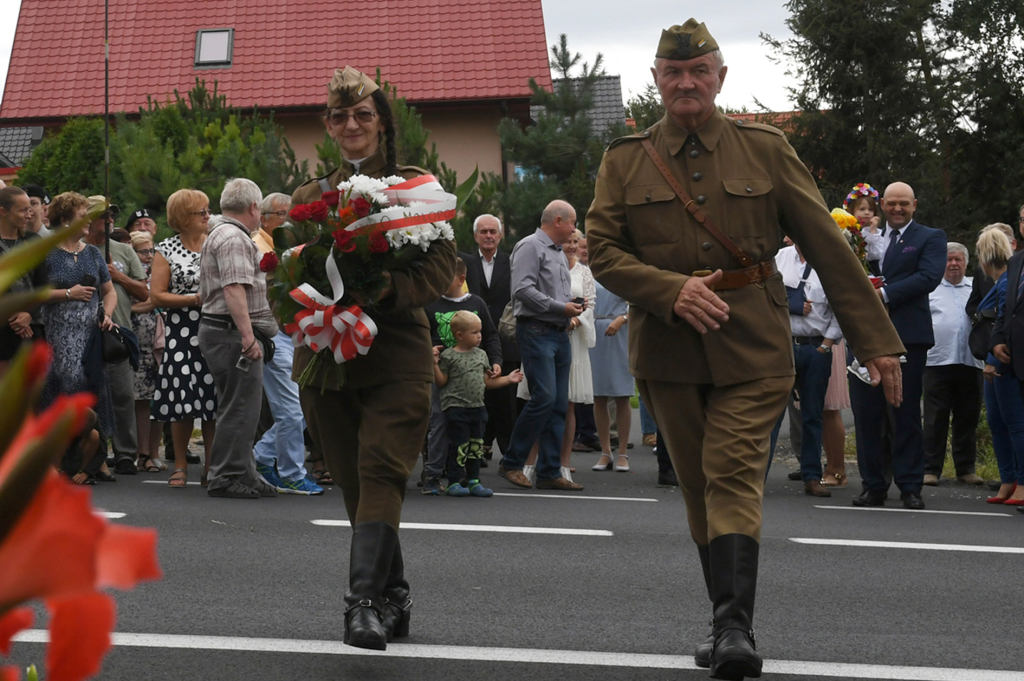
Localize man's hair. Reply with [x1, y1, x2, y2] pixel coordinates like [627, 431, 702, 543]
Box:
[20, 184, 47, 202]
[48, 191, 89, 227]
[129, 230, 153, 249]
[946, 242, 969, 264]
[166, 189, 209, 232]
[473, 213, 502, 235]
[450, 309, 481, 335]
[540, 201, 574, 227]
[977, 226, 1013, 271]
[454, 257, 467, 277]
[220, 178, 262, 214]
[0, 186, 27, 212]
[261, 192, 291, 214]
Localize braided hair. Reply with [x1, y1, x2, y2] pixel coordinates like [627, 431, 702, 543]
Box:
[371, 90, 398, 175]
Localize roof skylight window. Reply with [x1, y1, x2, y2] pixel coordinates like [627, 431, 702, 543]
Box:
[195, 29, 234, 68]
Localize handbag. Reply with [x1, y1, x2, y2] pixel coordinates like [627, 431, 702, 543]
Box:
[785, 263, 813, 316]
[498, 300, 517, 344]
[102, 326, 131, 364]
[969, 308, 997, 361]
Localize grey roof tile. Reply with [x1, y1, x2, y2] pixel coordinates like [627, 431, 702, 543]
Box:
[531, 74, 625, 137]
[0, 126, 44, 167]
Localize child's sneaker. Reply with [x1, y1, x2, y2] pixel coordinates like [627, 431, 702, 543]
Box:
[468, 482, 493, 498]
[422, 477, 443, 495]
[445, 482, 470, 497]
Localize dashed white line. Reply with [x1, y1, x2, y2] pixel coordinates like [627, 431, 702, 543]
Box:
[141, 480, 201, 486]
[814, 505, 1011, 517]
[492, 492, 657, 502]
[311, 520, 612, 536]
[95, 511, 126, 519]
[790, 538, 1024, 554]
[11, 630, 1021, 679]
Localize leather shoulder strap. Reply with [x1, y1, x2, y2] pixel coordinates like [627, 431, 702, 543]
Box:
[639, 138, 754, 267]
[317, 177, 333, 194]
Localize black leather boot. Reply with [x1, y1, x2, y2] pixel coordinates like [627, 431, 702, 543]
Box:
[343, 522, 396, 650]
[694, 543, 714, 668]
[708, 534, 762, 680]
[380, 537, 412, 641]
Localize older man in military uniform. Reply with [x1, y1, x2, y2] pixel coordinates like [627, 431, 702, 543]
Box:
[586, 20, 905, 680]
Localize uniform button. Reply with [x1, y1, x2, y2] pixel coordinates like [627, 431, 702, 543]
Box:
[696, 195, 706, 205]
[692, 172, 703, 182]
[645, 195, 651, 203]
[690, 150, 699, 158]
[702, 242, 712, 251]
[746, 186, 753, 193]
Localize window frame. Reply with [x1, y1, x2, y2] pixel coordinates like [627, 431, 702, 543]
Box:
[194, 28, 235, 69]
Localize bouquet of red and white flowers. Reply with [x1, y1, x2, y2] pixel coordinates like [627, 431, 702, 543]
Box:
[264, 174, 456, 388]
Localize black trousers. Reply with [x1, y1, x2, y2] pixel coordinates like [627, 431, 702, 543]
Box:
[446, 406, 487, 485]
[922, 363, 983, 477]
[483, 361, 519, 456]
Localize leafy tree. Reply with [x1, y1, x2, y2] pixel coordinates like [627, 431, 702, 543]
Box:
[498, 35, 618, 241]
[17, 117, 106, 197]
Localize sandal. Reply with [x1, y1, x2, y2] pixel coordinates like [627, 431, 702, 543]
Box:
[137, 455, 163, 473]
[168, 469, 188, 489]
[312, 468, 334, 486]
[95, 470, 117, 482]
[822, 471, 847, 489]
[72, 471, 97, 485]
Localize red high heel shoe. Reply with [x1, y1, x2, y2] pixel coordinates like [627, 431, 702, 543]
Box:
[987, 483, 1017, 504]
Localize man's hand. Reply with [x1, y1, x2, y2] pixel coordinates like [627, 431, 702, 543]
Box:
[673, 270, 730, 334]
[563, 301, 584, 318]
[802, 300, 812, 315]
[993, 343, 1011, 364]
[865, 355, 902, 407]
[488, 363, 501, 378]
[241, 334, 263, 362]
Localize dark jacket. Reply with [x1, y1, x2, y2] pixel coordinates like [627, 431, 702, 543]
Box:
[878, 220, 947, 347]
[991, 251, 1024, 380]
[461, 249, 518, 363]
[425, 293, 502, 367]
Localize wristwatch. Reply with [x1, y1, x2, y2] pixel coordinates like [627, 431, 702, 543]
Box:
[818, 344, 832, 354]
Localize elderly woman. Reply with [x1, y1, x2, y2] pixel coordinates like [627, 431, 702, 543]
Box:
[977, 225, 1024, 504]
[150, 189, 217, 488]
[289, 66, 455, 651]
[130, 230, 165, 471]
[40, 191, 118, 483]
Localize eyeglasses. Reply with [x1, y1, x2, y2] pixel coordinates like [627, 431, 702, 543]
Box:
[191, 209, 211, 217]
[262, 210, 289, 218]
[134, 248, 156, 256]
[329, 110, 378, 126]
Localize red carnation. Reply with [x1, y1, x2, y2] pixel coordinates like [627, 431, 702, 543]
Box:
[368, 232, 389, 254]
[289, 204, 314, 221]
[308, 200, 330, 222]
[259, 251, 279, 272]
[322, 191, 341, 207]
[350, 197, 372, 219]
[333, 229, 356, 253]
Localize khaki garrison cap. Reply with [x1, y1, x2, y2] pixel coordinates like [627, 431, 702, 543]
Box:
[327, 66, 380, 109]
[656, 19, 719, 61]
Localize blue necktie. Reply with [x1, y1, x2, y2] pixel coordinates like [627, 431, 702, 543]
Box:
[883, 229, 900, 272]
[1017, 264, 1024, 299]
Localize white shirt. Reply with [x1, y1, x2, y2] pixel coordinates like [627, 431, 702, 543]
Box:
[479, 249, 496, 287]
[926, 277, 983, 368]
[878, 222, 911, 304]
[775, 246, 842, 341]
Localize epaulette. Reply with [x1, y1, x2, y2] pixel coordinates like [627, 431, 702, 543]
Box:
[397, 164, 429, 176]
[606, 129, 651, 151]
[732, 119, 785, 137]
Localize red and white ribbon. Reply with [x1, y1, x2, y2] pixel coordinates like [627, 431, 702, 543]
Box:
[346, 175, 457, 236]
[283, 249, 378, 363]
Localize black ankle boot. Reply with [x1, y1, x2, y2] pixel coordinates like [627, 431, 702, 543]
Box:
[343, 522, 397, 650]
[381, 538, 412, 641]
[694, 543, 714, 669]
[708, 534, 761, 680]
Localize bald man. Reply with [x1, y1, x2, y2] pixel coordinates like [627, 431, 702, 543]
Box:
[851, 182, 946, 509]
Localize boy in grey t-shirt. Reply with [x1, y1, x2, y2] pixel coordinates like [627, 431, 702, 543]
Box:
[433, 311, 522, 497]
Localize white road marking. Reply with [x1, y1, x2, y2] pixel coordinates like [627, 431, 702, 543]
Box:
[492, 492, 657, 502]
[141, 480, 201, 486]
[94, 511, 126, 519]
[11, 630, 1021, 679]
[814, 505, 1011, 518]
[791, 538, 1024, 554]
[311, 520, 612, 536]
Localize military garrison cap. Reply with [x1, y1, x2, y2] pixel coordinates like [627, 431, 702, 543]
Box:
[327, 66, 380, 109]
[656, 19, 718, 61]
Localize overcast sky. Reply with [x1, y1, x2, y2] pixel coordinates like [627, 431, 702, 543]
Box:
[0, 0, 798, 112]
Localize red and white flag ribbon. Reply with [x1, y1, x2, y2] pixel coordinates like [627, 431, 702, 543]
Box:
[346, 175, 457, 236]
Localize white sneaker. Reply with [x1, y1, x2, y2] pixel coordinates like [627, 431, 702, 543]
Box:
[523, 464, 536, 484]
[560, 466, 574, 483]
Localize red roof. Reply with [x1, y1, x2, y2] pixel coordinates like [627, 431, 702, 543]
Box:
[1, 0, 552, 121]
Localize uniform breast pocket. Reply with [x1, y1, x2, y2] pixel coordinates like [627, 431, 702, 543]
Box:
[624, 184, 679, 246]
[722, 178, 774, 236]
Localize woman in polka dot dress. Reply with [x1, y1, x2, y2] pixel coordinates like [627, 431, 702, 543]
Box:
[150, 189, 217, 488]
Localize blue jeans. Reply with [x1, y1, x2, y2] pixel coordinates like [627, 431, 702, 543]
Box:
[768, 344, 831, 481]
[985, 373, 1024, 485]
[503, 320, 571, 482]
[253, 331, 308, 482]
[639, 392, 657, 434]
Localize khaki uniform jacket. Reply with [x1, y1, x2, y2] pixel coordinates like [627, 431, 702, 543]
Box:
[586, 111, 905, 387]
[290, 148, 457, 389]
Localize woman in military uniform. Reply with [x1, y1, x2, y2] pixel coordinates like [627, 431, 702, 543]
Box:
[290, 66, 456, 650]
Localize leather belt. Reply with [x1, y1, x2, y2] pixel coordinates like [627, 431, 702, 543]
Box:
[517, 317, 568, 333]
[694, 260, 777, 291]
[793, 335, 825, 346]
[200, 313, 237, 331]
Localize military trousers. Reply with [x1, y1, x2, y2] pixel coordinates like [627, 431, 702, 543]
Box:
[638, 376, 793, 544]
[300, 380, 431, 529]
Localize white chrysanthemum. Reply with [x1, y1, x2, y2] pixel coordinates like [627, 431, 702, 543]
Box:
[383, 176, 406, 186]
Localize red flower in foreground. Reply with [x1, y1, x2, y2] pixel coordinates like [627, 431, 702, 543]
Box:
[259, 252, 279, 273]
[350, 197, 372, 219]
[289, 204, 314, 222]
[321, 191, 341, 207]
[308, 201, 330, 222]
[333, 230, 356, 253]
[368, 232, 389, 254]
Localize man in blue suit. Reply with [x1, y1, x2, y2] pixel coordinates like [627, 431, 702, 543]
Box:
[850, 182, 946, 509]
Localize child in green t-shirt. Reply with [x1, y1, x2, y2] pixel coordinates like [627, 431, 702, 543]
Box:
[433, 310, 523, 497]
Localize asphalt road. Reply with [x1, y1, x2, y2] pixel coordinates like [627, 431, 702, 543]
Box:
[9, 418, 1024, 681]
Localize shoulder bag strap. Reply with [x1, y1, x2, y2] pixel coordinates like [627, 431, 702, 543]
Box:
[796, 262, 812, 293]
[639, 138, 755, 268]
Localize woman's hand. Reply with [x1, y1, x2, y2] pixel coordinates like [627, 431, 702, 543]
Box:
[99, 314, 115, 331]
[984, 363, 999, 383]
[605, 316, 626, 336]
[67, 284, 96, 302]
